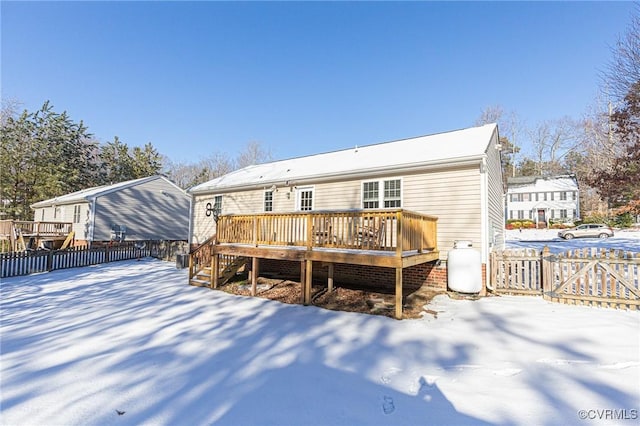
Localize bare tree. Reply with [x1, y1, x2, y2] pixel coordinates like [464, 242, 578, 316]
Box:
[0, 98, 22, 127]
[528, 117, 579, 175]
[603, 6, 640, 103]
[475, 105, 523, 178]
[235, 141, 272, 169]
[164, 152, 235, 189]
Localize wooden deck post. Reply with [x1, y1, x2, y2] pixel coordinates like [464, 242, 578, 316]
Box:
[306, 214, 313, 251]
[212, 254, 219, 288]
[327, 263, 334, 292]
[395, 267, 403, 320]
[305, 259, 313, 304]
[396, 211, 403, 257]
[253, 217, 258, 247]
[300, 260, 306, 304]
[251, 257, 259, 296]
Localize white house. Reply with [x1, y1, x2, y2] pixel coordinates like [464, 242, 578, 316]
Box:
[31, 175, 190, 245]
[189, 123, 504, 292]
[506, 175, 580, 227]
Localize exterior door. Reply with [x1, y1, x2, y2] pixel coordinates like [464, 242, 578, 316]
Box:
[296, 187, 314, 211]
[537, 209, 546, 227]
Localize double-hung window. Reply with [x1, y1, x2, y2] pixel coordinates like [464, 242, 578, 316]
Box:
[73, 205, 81, 223]
[362, 178, 401, 209]
[264, 191, 273, 212]
[213, 195, 222, 213]
[363, 182, 379, 209]
[383, 180, 401, 207]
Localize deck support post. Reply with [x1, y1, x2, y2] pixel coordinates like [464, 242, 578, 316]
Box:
[251, 257, 259, 296]
[395, 267, 403, 320]
[305, 259, 313, 305]
[300, 261, 306, 304]
[327, 263, 334, 292]
[212, 254, 219, 289]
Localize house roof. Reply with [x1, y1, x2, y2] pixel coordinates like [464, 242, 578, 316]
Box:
[507, 175, 578, 193]
[190, 123, 499, 194]
[31, 175, 183, 208]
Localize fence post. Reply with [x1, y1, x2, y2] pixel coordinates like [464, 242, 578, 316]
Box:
[105, 245, 110, 263]
[47, 250, 54, 272]
[541, 246, 550, 295]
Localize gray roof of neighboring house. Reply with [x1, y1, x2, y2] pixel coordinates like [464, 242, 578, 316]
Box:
[31, 175, 185, 208]
[190, 123, 499, 194]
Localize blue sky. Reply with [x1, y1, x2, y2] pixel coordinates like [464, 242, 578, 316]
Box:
[1, 1, 632, 164]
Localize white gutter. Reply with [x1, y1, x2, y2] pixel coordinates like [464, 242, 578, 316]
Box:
[479, 157, 494, 292]
[187, 195, 194, 248]
[86, 196, 97, 245]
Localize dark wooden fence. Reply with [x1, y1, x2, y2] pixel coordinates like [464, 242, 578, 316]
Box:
[0, 241, 189, 278]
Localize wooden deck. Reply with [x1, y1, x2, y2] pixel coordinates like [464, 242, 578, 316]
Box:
[189, 209, 439, 319]
[0, 220, 74, 252]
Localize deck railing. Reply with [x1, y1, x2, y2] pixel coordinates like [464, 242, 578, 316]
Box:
[216, 208, 437, 253]
[189, 208, 438, 281]
[0, 220, 73, 237]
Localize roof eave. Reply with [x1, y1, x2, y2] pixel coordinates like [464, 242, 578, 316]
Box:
[188, 154, 485, 195]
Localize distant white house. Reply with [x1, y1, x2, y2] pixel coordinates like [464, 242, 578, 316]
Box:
[31, 175, 190, 245]
[506, 175, 580, 227]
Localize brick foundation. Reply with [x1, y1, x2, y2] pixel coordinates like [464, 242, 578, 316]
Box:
[258, 259, 487, 295]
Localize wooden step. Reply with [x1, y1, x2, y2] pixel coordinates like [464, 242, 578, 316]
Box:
[188, 257, 248, 288]
[219, 257, 247, 285]
[189, 278, 211, 287]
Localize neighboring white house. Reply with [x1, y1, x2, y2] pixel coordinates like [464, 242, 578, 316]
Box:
[31, 175, 190, 245]
[506, 175, 580, 227]
[189, 123, 505, 289]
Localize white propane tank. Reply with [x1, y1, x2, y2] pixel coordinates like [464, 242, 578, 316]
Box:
[447, 240, 482, 294]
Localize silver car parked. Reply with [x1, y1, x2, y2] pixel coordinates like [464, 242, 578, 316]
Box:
[558, 224, 614, 240]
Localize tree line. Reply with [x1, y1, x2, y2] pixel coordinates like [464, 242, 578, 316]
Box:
[0, 100, 271, 220]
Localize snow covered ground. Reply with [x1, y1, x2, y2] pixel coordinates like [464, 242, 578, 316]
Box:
[1, 259, 638, 425]
[505, 228, 640, 253]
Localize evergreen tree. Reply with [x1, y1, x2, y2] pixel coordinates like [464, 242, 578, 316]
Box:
[131, 143, 163, 178]
[0, 101, 97, 220]
[99, 136, 134, 184]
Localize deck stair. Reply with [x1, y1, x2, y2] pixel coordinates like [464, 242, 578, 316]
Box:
[14, 227, 26, 252]
[189, 255, 248, 288]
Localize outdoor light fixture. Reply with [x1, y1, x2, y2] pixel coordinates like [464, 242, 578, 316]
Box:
[205, 202, 221, 224]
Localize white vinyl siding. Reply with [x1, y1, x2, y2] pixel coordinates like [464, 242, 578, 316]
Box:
[403, 167, 482, 260]
[193, 166, 483, 261]
[33, 202, 91, 240]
